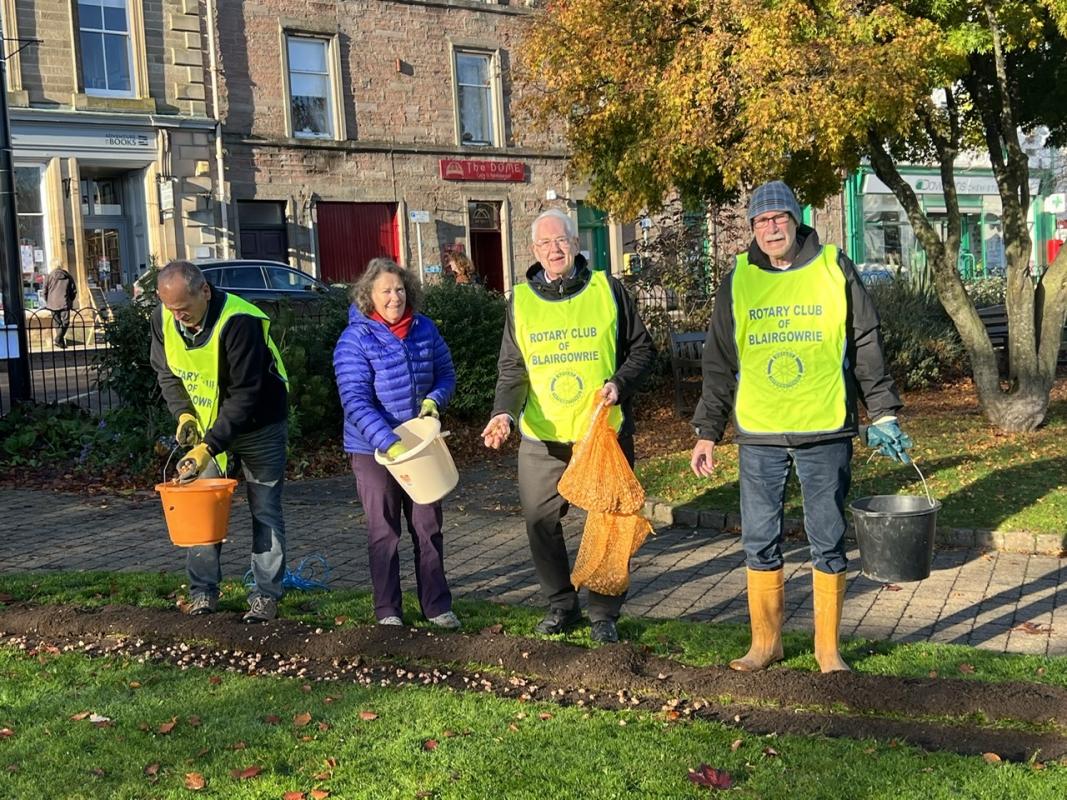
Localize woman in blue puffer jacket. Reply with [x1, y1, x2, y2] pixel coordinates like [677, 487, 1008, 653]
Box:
[333, 258, 460, 629]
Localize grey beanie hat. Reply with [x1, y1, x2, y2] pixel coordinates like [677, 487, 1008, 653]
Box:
[747, 181, 802, 225]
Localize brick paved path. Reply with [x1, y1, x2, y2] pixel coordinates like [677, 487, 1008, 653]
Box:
[2, 464, 1063, 656]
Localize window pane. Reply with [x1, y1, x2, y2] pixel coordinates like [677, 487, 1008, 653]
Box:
[457, 53, 489, 87]
[102, 4, 128, 32]
[202, 268, 222, 287]
[80, 32, 107, 91]
[291, 95, 329, 136]
[288, 38, 327, 73]
[78, 2, 103, 29]
[237, 201, 285, 227]
[291, 72, 327, 99]
[219, 267, 266, 289]
[459, 85, 491, 144]
[14, 168, 42, 214]
[266, 267, 314, 290]
[103, 33, 131, 92]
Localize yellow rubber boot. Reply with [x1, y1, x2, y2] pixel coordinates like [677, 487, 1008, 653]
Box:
[812, 569, 850, 673]
[729, 568, 784, 672]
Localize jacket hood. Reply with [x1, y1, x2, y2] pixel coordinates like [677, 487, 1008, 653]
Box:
[523, 253, 591, 299]
[746, 224, 822, 270]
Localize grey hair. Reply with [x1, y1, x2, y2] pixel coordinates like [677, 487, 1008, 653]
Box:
[350, 257, 421, 316]
[531, 208, 577, 242]
[158, 260, 207, 293]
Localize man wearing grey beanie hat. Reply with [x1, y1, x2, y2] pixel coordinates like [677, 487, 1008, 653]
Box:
[689, 179, 912, 673]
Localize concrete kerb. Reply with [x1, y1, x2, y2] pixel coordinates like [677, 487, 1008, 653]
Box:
[644, 498, 1067, 557]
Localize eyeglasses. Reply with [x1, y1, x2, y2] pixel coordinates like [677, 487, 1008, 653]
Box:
[533, 236, 573, 249]
[752, 213, 792, 230]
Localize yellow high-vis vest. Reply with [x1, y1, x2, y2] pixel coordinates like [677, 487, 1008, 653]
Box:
[514, 270, 621, 442]
[732, 244, 847, 434]
[163, 293, 288, 469]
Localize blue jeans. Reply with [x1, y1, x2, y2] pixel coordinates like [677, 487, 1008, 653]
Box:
[738, 439, 851, 575]
[187, 420, 287, 601]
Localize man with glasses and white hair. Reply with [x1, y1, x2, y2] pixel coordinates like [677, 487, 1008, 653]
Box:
[482, 208, 656, 643]
[690, 180, 911, 673]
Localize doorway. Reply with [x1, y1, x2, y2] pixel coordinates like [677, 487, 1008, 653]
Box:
[468, 200, 504, 292]
[237, 201, 289, 263]
[83, 226, 125, 293]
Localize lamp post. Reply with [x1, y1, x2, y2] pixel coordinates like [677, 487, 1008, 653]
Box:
[0, 30, 30, 404]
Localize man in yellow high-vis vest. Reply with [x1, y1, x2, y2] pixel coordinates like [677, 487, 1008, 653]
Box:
[482, 209, 656, 644]
[151, 261, 289, 624]
[690, 181, 913, 672]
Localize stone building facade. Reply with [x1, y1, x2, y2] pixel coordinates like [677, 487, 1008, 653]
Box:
[4, 0, 218, 307]
[214, 0, 618, 292]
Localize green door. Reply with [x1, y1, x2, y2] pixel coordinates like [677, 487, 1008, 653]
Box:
[577, 202, 610, 271]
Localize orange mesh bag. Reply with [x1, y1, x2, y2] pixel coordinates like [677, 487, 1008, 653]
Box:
[558, 403, 644, 515]
[571, 511, 654, 595]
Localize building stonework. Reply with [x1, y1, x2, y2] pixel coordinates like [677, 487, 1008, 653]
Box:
[215, 0, 590, 291]
[5, 0, 216, 309]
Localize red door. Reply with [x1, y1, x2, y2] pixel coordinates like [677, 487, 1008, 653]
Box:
[317, 202, 399, 283]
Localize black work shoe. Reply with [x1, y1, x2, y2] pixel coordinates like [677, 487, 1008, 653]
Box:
[590, 620, 619, 644]
[242, 595, 277, 624]
[534, 607, 582, 635]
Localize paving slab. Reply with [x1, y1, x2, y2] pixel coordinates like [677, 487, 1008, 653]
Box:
[1, 464, 1064, 656]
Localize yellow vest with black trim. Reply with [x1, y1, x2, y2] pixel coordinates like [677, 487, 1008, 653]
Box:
[732, 244, 847, 434]
[162, 293, 288, 469]
[514, 270, 622, 443]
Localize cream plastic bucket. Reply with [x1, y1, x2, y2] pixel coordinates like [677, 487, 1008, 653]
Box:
[373, 417, 459, 504]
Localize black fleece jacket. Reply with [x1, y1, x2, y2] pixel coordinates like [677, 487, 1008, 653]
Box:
[491, 255, 657, 439]
[150, 286, 288, 455]
[692, 226, 902, 446]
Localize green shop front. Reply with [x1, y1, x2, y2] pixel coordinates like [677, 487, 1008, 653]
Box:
[844, 167, 1054, 278]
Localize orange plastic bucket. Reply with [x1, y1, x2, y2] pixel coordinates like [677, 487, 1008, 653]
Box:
[155, 478, 238, 547]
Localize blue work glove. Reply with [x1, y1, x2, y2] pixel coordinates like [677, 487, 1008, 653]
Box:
[418, 399, 439, 419]
[865, 416, 913, 464]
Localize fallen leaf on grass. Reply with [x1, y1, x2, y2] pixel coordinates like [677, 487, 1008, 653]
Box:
[334, 615, 348, 625]
[158, 718, 178, 735]
[184, 772, 206, 790]
[318, 722, 331, 732]
[358, 711, 378, 721]
[730, 739, 742, 752]
[422, 739, 438, 751]
[481, 623, 504, 635]
[230, 765, 263, 780]
[187, 716, 201, 727]
[283, 792, 306, 800]
[312, 771, 332, 781]
[129, 681, 142, 689]
[958, 663, 976, 674]
[294, 712, 313, 728]
[324, 757, 338, 768]
[0, 729, 13, 739]
[143, 763, 160, 777]
[538, 713, 553, 721]
[310, 791, 330, 800]
[69, 711, 91, 721]
[208, 675, 222, 686]
[90, 767, 105, 777]
[90, 715, 113, 728]
[229, 740, 247, 750]
[762, 747, 779, 757]
[687, 763, 733, 789]
[983, 753, 1002, 764]
[263, 714, 281, 725]
[665, 710, 681, 721]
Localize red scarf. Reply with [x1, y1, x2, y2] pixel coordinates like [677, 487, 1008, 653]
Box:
[370, 307, 414, 340]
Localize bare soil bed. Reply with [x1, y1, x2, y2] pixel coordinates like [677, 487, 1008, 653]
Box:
[2, 602, 1064, 764]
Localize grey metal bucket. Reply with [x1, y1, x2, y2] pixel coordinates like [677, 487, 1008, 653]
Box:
[849, 494, 941, 583]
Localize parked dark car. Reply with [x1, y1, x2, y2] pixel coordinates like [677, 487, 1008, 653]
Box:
[134, 259, 336, 304]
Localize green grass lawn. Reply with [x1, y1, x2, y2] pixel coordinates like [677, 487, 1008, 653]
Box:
[1, 573, 1066, 798]
[637, 397, 1067, 535]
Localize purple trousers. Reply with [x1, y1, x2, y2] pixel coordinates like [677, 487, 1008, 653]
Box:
[350, 453, 453, 621]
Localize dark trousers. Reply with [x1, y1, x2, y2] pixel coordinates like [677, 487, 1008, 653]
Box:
[351, 453, 452, 621]
[517, 434, 635, 623]
[51, 308, 70, 345]
[739, 439, 852, 575]
[187, 420, 288, 601]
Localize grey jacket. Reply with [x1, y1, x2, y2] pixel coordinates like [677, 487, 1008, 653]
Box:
[43, 269, 76, 311]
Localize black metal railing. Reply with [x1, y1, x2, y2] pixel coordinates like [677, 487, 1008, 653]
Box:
[0, 307, 116, 416]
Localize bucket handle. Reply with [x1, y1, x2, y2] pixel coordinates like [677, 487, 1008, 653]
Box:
[864, 450, 935, 506]
[163, 444, 226, 485]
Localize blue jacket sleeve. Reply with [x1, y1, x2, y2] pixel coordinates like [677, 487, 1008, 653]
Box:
[426, 324, 456, 411]
[333, 327, 400, 452]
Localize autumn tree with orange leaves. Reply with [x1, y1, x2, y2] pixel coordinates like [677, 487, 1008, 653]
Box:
[520, 0, 1067, 431]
